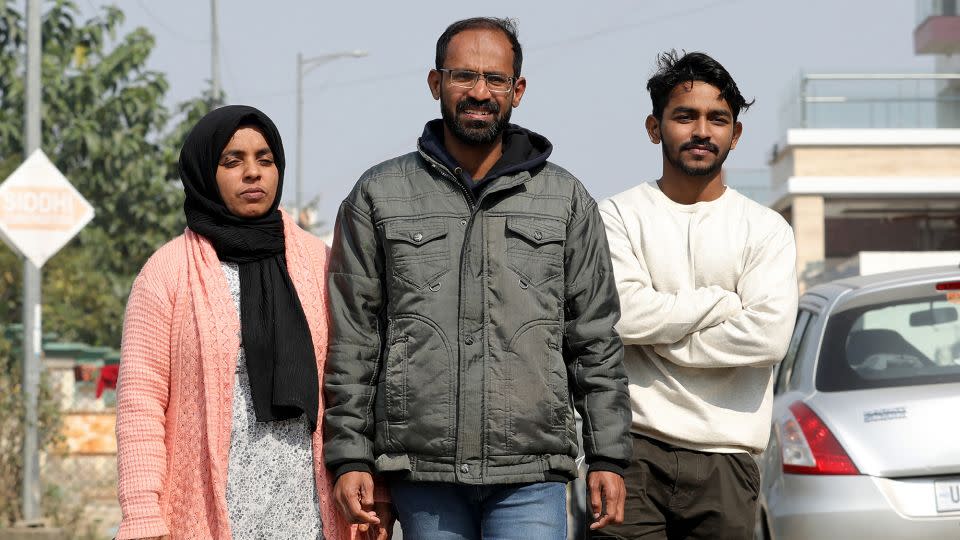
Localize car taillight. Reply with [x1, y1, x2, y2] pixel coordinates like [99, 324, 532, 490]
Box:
[935, 281, 960, 291]
[778, 401, 859, 475]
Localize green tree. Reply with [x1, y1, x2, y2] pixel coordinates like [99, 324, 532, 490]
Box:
[0, 346, 64, 527]
[0, 0, 215, 346]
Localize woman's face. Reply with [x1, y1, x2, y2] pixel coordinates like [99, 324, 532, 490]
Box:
[215, 126, 279, 218]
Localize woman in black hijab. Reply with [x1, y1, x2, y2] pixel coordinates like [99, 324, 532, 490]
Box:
[115, 106, 387, 539]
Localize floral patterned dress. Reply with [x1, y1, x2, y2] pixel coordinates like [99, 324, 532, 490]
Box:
[222, 262, 324, 539]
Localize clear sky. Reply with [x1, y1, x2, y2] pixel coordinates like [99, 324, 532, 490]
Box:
[81, 0, 932, 232]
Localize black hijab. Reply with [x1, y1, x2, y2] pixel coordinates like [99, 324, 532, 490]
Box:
[179, 105, 319, 431]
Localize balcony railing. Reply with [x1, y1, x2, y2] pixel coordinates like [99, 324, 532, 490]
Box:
[779, 73, 960, 130]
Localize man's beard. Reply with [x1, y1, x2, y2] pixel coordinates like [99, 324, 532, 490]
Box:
[663, 137, 730, 177]
[441, 95, 512, 145]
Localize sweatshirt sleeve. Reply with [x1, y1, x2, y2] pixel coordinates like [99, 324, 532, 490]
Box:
[599, 199, 742, 345]
[115, 260, 173, 540]
[652, 223, 799, 369]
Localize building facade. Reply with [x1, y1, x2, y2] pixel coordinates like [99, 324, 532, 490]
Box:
[769, 2, 960, 286]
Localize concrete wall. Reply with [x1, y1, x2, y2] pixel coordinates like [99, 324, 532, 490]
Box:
[789, 147, 960, 177]
[857, 251, 960, 275]
[790, 196, 826, 287]
[42, 358, 119, 539]
[769, 130, 960, 287]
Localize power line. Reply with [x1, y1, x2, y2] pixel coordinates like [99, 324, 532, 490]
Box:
[135, 0, 206, 44]
[244, 0, 747, 101]
[528, 0, 743, 52]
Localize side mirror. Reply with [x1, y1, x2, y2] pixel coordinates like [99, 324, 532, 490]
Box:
[909, 306, 958, 327]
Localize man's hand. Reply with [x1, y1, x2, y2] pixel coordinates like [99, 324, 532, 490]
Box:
[588, 470, 625, 530]
[368, 501, 395, 540]
[334, 471, 381, 532]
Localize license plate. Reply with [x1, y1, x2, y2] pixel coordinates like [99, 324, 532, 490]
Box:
[935, 480, 960, 513]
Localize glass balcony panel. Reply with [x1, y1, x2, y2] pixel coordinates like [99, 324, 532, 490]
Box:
[780, 74, 960, 130]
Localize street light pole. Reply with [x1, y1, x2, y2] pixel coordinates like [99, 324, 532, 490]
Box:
[210, 0, 221, 106]
[296, 51, 304, 225]
[22, 0, 42, 522]
[295, 49, 367, 227]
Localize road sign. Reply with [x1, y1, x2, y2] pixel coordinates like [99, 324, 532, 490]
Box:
[0, 149, 94, 268]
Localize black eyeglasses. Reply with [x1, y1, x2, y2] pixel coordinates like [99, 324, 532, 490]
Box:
[437, 69, 516, 93]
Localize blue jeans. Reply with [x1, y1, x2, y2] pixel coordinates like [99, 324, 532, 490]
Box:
[390, 481, 568, 540]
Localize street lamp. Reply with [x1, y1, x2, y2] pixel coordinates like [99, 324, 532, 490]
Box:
[295, 49, 368, 227]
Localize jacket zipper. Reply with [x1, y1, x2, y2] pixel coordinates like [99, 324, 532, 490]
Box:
[419, 150, 477, 469]
[418, 148, 532, 477]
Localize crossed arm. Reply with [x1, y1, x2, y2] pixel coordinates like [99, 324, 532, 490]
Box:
[600, 204, 743, 346]
[600, 203, 799, 369]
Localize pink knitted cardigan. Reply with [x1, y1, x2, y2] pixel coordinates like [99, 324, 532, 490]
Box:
[115, 211, 355, 539]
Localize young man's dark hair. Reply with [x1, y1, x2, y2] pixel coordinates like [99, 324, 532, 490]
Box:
[646, 50, 754, 121]
[435, 17, 523, 77]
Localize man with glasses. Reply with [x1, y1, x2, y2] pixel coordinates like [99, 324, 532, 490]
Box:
[325, 16, 631, 539]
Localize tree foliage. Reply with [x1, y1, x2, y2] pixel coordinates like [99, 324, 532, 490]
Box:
[0, 0, 215, 346]
[0, 357, 64, 526]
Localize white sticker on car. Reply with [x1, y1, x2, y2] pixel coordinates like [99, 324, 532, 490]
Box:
[863, 407, 907, 423]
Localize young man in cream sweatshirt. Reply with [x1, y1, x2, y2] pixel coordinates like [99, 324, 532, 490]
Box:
[594, 51, 798, 540]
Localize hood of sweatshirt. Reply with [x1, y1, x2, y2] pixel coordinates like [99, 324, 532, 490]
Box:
[417, 119, 553, 192]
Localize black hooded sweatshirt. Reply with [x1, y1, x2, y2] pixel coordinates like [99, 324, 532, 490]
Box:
[418, 119, 554, 198]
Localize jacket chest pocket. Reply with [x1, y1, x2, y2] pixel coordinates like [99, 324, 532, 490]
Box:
[504, 216, 565, 287]
[383, 218, 450, 289]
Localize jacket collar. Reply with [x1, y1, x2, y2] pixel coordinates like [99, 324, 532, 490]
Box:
[417, 119, 552, 185]
[417, 119, 553, 200]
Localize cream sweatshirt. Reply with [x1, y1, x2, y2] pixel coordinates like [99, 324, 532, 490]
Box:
[599, 182, 798, 454]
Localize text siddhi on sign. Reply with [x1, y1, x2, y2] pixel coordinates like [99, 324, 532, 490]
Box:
[0, 149, 95, 268]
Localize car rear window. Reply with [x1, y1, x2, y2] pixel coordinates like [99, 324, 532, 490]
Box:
[817, 293, 960, 392]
